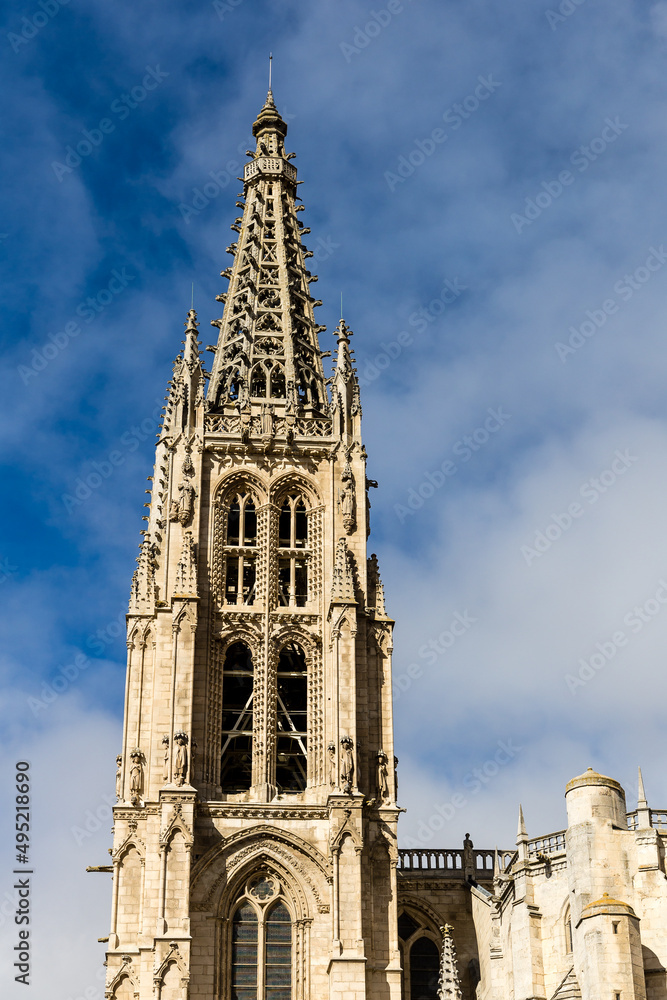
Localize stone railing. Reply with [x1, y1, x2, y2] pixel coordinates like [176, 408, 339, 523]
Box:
[205, 413, 332, 438]
[527, 830, 566, 856]
[397, 849, 512, 876]
[650, 810, 667, 831]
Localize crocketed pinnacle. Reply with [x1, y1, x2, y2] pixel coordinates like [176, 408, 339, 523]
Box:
[437, 925, 463, 1000]
[207, 91, 328, 422]
[331, 537, 356, 604]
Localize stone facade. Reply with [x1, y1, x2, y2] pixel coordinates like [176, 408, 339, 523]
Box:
[102, 92, 667, 999]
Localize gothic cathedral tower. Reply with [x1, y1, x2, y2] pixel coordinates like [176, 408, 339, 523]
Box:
[106, 91, 401, 1000]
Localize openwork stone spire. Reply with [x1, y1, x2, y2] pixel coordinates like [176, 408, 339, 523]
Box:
[438, 925, 463, 1000]
[207, 91, 328, 423]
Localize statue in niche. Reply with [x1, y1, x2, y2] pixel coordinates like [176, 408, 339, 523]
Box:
[463, 832, 475, 882]
[340, 736, 355, 794]
[161, 735, 170, 782]
[173, 732, 189, 786]
[377, 750, 389, 802]
[170, 480, 196, 526]
[260, 402, 275, 437]
[129, 750, 144, 806]
[394, 756, 399, 797]
[340, 461, 356, 534]
[115, 754, 123, 801]
[327, 742, 337, 789]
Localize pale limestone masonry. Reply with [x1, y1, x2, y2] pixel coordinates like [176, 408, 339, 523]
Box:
[101, 91, 667, 999]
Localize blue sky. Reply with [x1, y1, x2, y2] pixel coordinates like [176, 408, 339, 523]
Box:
[4, 0, 667, 993]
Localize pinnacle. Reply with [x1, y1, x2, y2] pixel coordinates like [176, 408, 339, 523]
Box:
[207, 92, 329, 423]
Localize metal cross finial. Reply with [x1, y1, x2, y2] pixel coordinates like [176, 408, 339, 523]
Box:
[191, 282, 194, 310]
[269, 52, 272, 91]
[340, 292, 343, 320]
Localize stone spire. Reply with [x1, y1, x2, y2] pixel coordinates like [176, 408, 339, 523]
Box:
[516, 803, 529, 862]
[207, 91, 328, 423]
[637, 765, 651, 828]
[331, 318, 362, 443]
[438, 925, 463, 999]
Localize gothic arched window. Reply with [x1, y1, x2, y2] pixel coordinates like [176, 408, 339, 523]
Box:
[221, 642, 254, 792]
[277, 495, 309, 608]
[398, 911, 440, 1000]
[276, 643, 307, 793]
[225, 493, 257, 606]
[230, 877, 293, 999]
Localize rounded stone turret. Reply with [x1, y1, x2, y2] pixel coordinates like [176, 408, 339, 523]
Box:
[565, 767, 627, 828]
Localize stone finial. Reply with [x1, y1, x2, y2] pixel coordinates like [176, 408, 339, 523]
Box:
[174, 530, 198, 597]
[637, 765, 651, 829]
[331, 538, 356, 604]
[517, 804, 529, 861]
[129, 537, 156, 614]
[438, 924, 463, 999]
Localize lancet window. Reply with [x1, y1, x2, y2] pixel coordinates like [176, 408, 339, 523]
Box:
[224, 492, 257, 606]
[250, 360, 286, 399]
[277, 494, 309, 608]
[220, 642, 254, 792]
[398, 910, 440, 1000]
[275, 643, 307, 793]
[230, 876, 293, 1000]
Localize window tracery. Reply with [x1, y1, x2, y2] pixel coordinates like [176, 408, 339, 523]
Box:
[221, 641, 254, 793]
[397, 909, 440, 1000]
[230, 875, 293, 1000]
[224, 493, 258, 606]
[275, 643, 307, 793]
[277, 495, 309, 608]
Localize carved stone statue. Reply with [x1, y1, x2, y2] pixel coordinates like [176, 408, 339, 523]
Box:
[340, 461, 356, 534]
[340, 736, 354, 794]
[169, 478, 196, 526]
[377, 750, 389, 802]
[327, 742, 337, 789]
[463, 832, 475, 882]
[129, 750, 144, 806]
[173, 732, 189, 786]
[161, 735, 170, 782]
[394, 756, 399, 797]
[115, 754, 123, 801]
